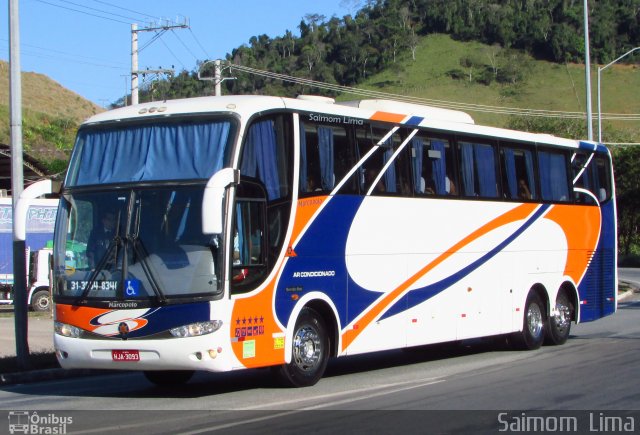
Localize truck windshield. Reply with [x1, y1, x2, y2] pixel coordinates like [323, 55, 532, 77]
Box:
[53, 186, 222, 303]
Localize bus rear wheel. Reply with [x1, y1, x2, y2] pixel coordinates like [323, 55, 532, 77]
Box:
[276, 308, 329, 387]
[512, 292, 545, 350]
[143, 370, 194, 386]
[545, 291, 573, 345]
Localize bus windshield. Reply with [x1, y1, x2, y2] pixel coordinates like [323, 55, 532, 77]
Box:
[54, 186, 222, 303]
[65, 118, 234, 187]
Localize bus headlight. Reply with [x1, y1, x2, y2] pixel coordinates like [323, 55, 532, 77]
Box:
[170, 320, 222, 338]
[54, 321, 82, 338]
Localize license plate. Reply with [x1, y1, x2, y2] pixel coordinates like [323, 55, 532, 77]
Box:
[111, 350, 140, 362]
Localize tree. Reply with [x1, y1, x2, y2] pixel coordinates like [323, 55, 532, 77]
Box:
[611, 145, 640, 257]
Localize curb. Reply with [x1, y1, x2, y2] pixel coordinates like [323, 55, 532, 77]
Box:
[618, 289, 634, 302]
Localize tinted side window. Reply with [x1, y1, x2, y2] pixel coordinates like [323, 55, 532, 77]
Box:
[412, 135, 457, 196]
[572, 152, 611, 204]
[299, 121, 355, 195]
[458, 141, 499, 198]
[241, 115, 292, 201]
[500, 145, 537, 201]
[538, 149, 570, 202]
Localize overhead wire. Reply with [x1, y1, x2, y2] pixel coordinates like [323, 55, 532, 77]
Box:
[53, 0, 143, 22]
[189, 28, 211, 59]
[158, 34, 186, 70]
[171, 29, 200, 62]
[34, 0, 131, 24]
[88, 0, 161, 22]
[226, 62, 640, 121]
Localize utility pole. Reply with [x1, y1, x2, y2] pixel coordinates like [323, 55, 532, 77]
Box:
[9, 0, 30, 369]
[131, 18, 189, 105]
[197, 59, 235, 96]
[214, 59, 221, 97]
[131, 23, 138, 105]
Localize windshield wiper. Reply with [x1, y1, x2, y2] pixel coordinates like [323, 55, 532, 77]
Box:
[128, 235, 167, 304]
[75, 235, 121, 304]
[129, 198, 167, 304]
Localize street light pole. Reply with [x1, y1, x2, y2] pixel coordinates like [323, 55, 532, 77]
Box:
[583, 0, 594, 141]
[597, 47, 640, 143]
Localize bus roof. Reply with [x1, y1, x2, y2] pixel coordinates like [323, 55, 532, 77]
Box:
[84, 95, 592, 150]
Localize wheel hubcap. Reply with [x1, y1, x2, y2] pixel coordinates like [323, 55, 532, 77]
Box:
[527, 303, 543, 338]
[553, 301, 571, 332]
[292, 325, 321, 371]
[36, 296, 49, 310]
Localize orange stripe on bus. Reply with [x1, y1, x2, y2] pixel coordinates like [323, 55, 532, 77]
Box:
[544, 204, 601, 284]
[341, 202, 538, 351]
[291, 196, 329, 247]
[56, 304, 111, 331]
[370, 111, 406, 123]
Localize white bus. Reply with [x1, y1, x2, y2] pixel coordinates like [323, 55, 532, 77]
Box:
[52, 95, 616, 387]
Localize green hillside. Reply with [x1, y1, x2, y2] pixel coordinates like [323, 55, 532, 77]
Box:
[355, 34, 639, 142]
[0, 60, 103, 173]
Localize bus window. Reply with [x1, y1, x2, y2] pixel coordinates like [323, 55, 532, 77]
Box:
[572, 152, 611, 204]
[362, 126, 399, 195]
[458, 140, 499, 198]
[299, 122, 355, 195]
[239, 114, 293, 287]
[538, 149, 570, 202]
[593, 156, 611, 203]
[241, 116, 292, 201]
[500, 145, 537, 201]
[374, 130, 413, 196]
[412, 135, 456, 196]
[231, 181, 267, 292]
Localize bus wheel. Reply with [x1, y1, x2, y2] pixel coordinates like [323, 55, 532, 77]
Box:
[143, 370, 194, 386]
[276, 308, 329, 387]
[545, 291, 573, 346]
[512, 292, 545, 350]
[31, 290, 50, 312]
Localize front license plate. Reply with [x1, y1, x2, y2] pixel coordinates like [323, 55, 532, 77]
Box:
[112, 350, 140, 362]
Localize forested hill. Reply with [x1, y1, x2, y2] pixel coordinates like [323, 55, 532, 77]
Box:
[142, 0, 639, 106]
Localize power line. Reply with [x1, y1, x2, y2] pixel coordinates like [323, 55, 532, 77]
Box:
[0, 46, 127, 70]
[138, 30, 167, 52]
[88, 0, 160, 21]
[171, 29, 199, 62]
[226, 62, 640, 121]
[158, 35, 186, 70]
[54, 0, 143, 22]
[34, 0, 131, 24]
[0, 37, 128, 66]
[189, 28, 211, 59]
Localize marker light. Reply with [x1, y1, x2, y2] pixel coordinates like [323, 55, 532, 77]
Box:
[170, 320, 223, 338]
[54, 321, 82, 338]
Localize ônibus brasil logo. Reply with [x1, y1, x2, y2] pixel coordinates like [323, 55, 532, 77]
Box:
[8, 411, 72, 434]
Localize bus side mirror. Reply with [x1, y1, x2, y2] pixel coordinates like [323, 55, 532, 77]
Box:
[15, 179, 58, 241]
[202, 168, 240, 235]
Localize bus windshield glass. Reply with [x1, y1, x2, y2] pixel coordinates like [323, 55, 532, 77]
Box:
[65, 118, 234, 187]
[54, 186, 222, 303]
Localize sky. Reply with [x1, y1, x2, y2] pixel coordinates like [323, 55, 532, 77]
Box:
[1, 0, 355, 107]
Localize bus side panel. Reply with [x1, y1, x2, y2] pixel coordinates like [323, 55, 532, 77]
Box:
[577, 199, 617, 322]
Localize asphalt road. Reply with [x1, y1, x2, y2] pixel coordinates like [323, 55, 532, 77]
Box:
[1, 291, 639, 434]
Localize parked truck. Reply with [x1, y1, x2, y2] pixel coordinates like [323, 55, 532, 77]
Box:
[0, 196, 58, 311]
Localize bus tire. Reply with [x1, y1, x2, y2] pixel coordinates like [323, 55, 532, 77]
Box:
[512, 292, 545, 350]
[143, 370, 194, 386]
[276, 308, 329, 387]
[31, 290, 51, 312]
[545, 290, 573, 346]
